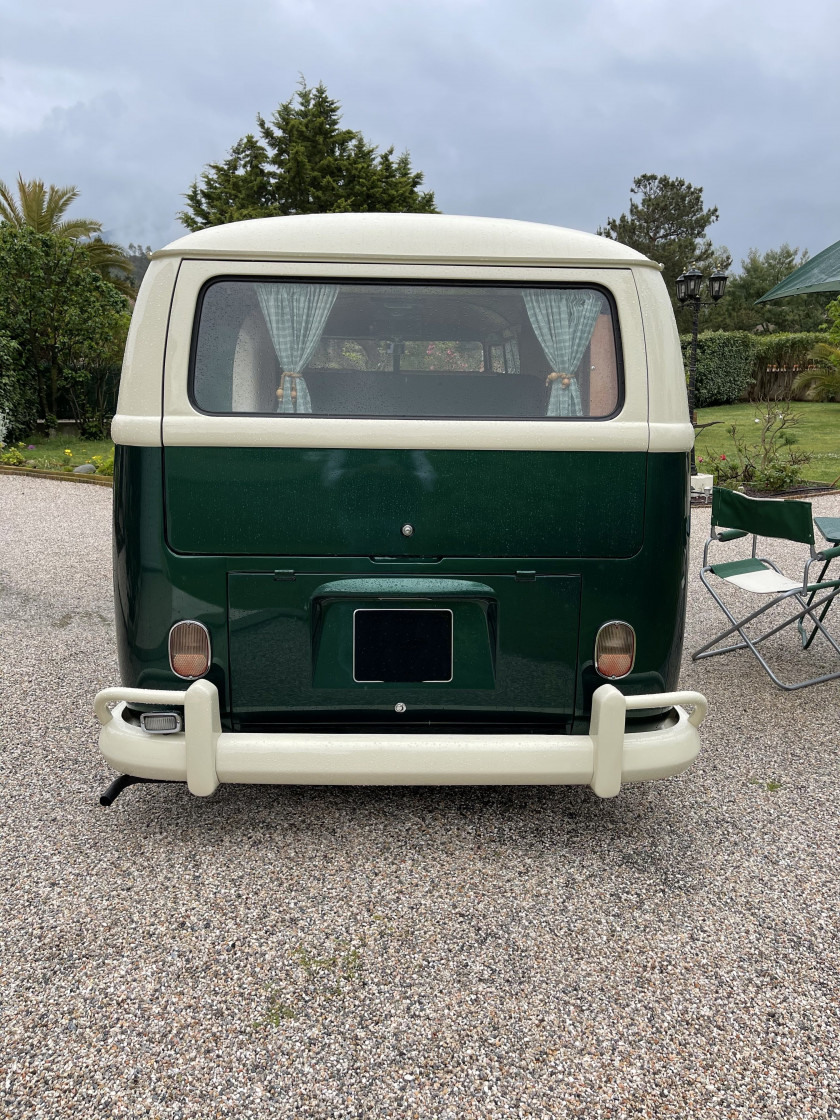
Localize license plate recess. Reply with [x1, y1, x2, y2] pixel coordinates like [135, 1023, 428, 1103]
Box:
[353, 608, 453, 683]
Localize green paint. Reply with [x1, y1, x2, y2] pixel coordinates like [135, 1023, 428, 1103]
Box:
[163, 447, 646, 558]
[228, 572, 579, 717]
[114, 445, 689, 731]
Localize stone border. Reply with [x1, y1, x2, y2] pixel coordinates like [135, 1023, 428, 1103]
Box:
[0, 465, 113, 487]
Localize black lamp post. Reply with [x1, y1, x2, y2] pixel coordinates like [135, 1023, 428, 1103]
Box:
[676, 267, 728, 474]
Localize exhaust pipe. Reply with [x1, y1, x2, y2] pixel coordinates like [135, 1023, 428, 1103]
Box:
[99, 773, 174, 807]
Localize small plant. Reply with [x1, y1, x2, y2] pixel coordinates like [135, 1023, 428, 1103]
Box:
[291, 941, 362, 991]
[254, 991, 296, 1028]
[289, 939, 365, 1000]
[0, 445, 26, 465]
[749, 776, 784, 792]
[705, 400, 811, 493]
[90, 453, 114, 476]
[793, 297, 840, 402]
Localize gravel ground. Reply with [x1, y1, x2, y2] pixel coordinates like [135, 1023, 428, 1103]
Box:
[1, 474, 839, 1120]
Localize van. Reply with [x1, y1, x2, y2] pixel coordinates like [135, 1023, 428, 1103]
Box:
[94, 213, 707, 803]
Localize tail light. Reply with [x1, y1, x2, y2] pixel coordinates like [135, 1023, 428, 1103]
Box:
[169, 621, 211, 679]
[595, 621, 636, 679]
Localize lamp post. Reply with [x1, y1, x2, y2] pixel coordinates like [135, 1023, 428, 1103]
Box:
[676, 267, 728, 474]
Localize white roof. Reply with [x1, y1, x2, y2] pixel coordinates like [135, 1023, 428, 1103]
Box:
[154, 213, 658, 268]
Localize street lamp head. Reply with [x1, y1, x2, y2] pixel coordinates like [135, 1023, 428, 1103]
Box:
[708, 270, 728, 302]
[675, 273, 689, 303]
[683, 267, 703, 300]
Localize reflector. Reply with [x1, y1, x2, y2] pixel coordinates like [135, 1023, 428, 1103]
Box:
[140, 712, 182, 734]
[169, 621, 211, 679]
[595, 621, 636, 679]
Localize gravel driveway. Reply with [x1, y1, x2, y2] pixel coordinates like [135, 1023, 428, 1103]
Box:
[1, 474, 839, 1119]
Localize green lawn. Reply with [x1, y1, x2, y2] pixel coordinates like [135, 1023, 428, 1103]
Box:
[5, 406, 840, 486]
[2, 432, 113, 472]
[695, 401, 840, 486]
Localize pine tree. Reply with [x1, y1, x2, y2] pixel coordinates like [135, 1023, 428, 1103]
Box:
[599, 174, 727, 321]
[180, 135, 275, 230]
[179, 80, 437, 230]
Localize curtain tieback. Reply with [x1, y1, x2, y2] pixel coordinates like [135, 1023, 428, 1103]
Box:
[546, 371, 573, 388]
[276, 371, 303, 405]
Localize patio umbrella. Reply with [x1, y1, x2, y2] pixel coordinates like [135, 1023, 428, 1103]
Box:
[757, 237, 840, 301]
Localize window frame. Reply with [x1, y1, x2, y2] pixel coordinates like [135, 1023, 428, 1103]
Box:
[187, 276, 626, 423]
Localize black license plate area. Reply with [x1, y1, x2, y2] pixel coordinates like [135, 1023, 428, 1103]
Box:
[353, 609, 453, 683]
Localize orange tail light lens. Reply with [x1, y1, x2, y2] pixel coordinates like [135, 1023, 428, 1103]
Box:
[169, 621, 211, 679]
[595, 621, 636, 679]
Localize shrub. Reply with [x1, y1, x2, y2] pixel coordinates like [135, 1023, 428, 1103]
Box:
[703, 400, 811, 493]
[0, 331, 37, 444]
[792, 342, 840, 401]
[681, 330, 756, 407]
[90, 453, 114, 476]
[750, 332, 824, 399]
[792, 302, 840, 402]
[0, 443, 26, 465]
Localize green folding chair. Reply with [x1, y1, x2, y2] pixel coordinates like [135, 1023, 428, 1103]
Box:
[800, 516, 840, 649]
[692, 487, 840, 690]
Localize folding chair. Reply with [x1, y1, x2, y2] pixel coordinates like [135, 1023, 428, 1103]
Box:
[800, 516, 840, 649]
[692, 487, 840, 690]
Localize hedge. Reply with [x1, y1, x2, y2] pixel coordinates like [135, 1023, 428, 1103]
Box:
[0, 332, 38, 445]
[749, 332, 823, 400]
[680, 330, 756, 407]
[680, 330, 828, 406]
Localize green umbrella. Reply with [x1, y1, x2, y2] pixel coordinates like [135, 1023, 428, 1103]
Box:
[757, 238, 840, 301]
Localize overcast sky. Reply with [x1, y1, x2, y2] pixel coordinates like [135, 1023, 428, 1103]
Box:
[1, 0, 837, 269]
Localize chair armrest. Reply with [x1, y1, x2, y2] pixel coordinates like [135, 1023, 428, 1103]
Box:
[814, 516, 840, 545]
[816, 544, 840, 562]
[716, 529, 749, 542]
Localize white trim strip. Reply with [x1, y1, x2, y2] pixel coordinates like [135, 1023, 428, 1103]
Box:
[152, 248, 664, 270]
[159, 415, 656, 452]
[117, 415, 693, 453]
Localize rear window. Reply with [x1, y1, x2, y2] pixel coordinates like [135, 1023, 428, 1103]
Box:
[191, 280, 621, 419]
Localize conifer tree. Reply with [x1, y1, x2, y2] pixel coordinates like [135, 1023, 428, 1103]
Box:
[598, 174, 728, 321]
[180, 80, 436, 230]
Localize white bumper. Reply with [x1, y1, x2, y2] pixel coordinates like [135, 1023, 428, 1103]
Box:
[94, 681, 707, 800]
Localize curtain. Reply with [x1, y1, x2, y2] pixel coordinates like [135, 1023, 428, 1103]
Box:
[503, 337, 521, 376]
[522, 290, 602, 417]
[256, 283, 339, 413]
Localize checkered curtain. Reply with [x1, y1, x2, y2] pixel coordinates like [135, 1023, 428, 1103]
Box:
[256, 283, 339, 413]
[522, 290, 602, 416]
[503, 338, 521, 376]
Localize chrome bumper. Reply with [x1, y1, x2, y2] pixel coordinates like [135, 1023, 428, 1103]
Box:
[94, 680, 707, 799]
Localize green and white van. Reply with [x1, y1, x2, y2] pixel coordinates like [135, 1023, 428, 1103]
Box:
[94, 213, 707, 802]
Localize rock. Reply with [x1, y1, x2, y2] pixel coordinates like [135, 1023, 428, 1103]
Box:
[73, 463, 97, 475]
[24, 460, 37, 467]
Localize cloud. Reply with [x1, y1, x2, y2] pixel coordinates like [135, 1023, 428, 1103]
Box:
[0, 0, 838, 261]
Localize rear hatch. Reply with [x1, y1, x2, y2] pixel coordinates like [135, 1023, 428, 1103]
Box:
[164, 446, 646, 728]
[164, 447, 644, 558]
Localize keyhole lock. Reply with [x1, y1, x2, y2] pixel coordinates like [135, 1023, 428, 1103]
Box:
[401, 523, 414, 537]
[395, 702, 407, 713]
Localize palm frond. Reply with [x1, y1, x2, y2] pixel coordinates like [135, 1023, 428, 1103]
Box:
[18, 177, 49, 231]
[40, 180, 81, 230]
[793, 343, 840, 401]
[0, 174, 102, 238]
[0, 177, 24, 225]
[84, 237, 135, 296]
[54, 216, 103, 240]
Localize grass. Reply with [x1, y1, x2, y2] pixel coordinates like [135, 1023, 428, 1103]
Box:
[695, 401, 840, 486]
[4, 404, 839, 487]
[1, 432, 113, 472]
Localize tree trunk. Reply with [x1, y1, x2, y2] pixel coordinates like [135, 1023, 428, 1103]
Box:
[49, 361, 60, 430]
